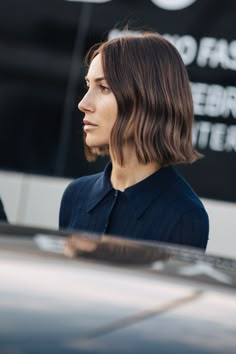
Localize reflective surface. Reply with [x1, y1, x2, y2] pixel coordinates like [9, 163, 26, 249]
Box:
[1, 224, 236, 353]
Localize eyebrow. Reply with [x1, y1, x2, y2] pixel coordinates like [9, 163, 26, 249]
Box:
[85, 76, 105, 83]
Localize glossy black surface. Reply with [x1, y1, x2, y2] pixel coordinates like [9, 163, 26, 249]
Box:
[1, 223, 236, 353]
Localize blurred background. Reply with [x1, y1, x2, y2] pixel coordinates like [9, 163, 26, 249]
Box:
[0, 0, 235, 256]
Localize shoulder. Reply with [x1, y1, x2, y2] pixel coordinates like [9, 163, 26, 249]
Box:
[63, 172, 103, 199]
[159, 167, 209, 249]
[165, 167, 206, 212]
[167, 170, 209, 249]
[0, 198, 8, 222]
[59, 172, 103, 228]
[169, 205, 209, 250]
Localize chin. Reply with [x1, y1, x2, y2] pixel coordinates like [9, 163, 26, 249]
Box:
[85, 137, 108, 148]
[86, 140, 101, 148]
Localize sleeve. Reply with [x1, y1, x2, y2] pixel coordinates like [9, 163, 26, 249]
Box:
[59, 181, 76, 229]
[168, 207, 209, 250]
[0, 198, 8, 223]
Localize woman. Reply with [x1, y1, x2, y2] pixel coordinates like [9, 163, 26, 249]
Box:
[59, 32, 209, 250]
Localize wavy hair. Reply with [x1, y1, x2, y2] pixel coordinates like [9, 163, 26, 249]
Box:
[83, 32, 201, 166]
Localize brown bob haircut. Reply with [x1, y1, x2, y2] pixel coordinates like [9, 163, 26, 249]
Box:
[83, 32, 201, 166]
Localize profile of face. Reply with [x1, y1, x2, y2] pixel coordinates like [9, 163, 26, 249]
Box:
[78, 54, 118, 149]
[80, 33, 198, 165]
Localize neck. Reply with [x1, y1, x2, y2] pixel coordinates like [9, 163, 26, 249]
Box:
[110, 148, 160, 191]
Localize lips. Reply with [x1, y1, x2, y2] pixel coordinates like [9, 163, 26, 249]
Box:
[83, 119, 98, 127]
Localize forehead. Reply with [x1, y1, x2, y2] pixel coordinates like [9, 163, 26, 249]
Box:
[87, 54, 104, 79]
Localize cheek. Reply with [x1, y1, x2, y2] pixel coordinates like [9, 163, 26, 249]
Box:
[108, 113, 117, 134]
[100, 95, 118, 129]
[109, 101, 118, 124]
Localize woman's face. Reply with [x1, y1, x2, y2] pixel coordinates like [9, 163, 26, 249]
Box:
[78, 54, 118, 148]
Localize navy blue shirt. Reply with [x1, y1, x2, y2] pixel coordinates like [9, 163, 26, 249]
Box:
[59, 163, 209, 250]
[0, 198, 8, 222]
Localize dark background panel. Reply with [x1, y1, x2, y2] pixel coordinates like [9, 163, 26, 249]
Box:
[0, 0, 235, 202]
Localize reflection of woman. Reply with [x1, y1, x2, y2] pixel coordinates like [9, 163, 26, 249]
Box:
[59, 32, 209, 250]
[0, 197, 8, 222]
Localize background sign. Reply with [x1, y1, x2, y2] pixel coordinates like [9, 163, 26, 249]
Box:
[0, 0, 235, 202]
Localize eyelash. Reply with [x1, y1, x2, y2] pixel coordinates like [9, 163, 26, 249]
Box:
[84, 83, 110, 93]
[99, 85, 110, 93]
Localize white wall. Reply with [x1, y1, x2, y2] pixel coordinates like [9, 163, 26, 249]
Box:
[203, 199, 236, 258]
[0, 170, 70, 229]
[0, 170, 235, 258]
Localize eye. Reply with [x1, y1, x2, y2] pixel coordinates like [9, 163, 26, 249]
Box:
[100, 85, 110, 93]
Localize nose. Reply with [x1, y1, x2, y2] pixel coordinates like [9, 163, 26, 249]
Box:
[78, 91, 95, 113]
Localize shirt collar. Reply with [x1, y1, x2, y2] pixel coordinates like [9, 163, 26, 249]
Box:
[87, 162, 181, 218]
[86, 163, 113, 212]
